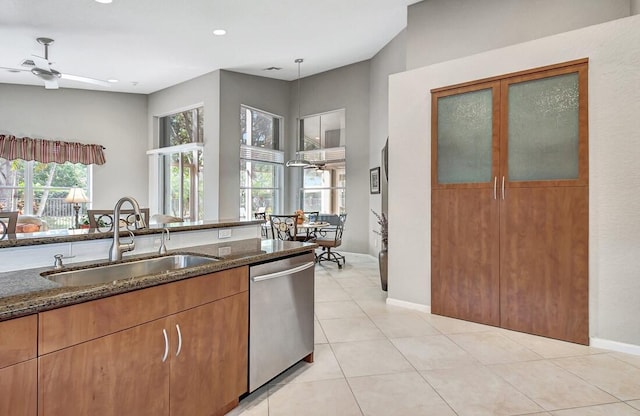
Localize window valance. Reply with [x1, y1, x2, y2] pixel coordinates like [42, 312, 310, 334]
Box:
[0, 135, 106, 165]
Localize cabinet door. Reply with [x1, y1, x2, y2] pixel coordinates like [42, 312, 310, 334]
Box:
[39, 318, 170, 416]
[500, 63, 589, 344]
[0, 315, 37, 416]
[0, 359, 37, 416]
[169, 292, 248, 416]
[431, 81, 501, 326]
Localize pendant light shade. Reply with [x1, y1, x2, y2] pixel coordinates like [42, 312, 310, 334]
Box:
[286, 156, 311, 167]
[286, 58, 311, 168]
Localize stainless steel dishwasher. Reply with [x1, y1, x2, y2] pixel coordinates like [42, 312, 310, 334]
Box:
[249, 252, 315, 392]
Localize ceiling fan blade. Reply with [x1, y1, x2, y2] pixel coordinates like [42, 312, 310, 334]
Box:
[0, 66, 30, 73]
[61, 73, 111, 87]
[44, 79, 59, 89]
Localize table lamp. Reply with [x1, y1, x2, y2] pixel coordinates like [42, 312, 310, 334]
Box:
[65, 187, 89, 229]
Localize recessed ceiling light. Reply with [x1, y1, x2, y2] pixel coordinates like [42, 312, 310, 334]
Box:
[95, 0, 113, 3]
[107, 79, 118, 83]
[213, 29, 227, 36]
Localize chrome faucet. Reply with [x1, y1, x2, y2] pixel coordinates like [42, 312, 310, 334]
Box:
[158, 227, 170, 255]
[109, 196, 146, 261]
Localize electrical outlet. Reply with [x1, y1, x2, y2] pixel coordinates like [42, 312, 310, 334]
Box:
[218, 229, 232, 239]
[218, 246, 231, 256]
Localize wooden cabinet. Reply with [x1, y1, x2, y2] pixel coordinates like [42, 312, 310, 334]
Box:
[169, 293, 248, 416]
[0, 315, 38, 416]
[431, 59, 589, 344]
[38, 267, 249, 416]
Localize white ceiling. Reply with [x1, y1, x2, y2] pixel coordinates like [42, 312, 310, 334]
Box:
[0, 0, 419, 94]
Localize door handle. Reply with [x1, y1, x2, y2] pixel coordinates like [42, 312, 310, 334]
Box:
[493, 177, 497, 200]
[501, 176, 505, 200]
[175, 324, 183, 357]
[161, 328, 169, 362]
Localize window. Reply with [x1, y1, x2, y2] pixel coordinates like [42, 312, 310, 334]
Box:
[156, 107, 204, 221]
[0, 158, 91, 230]
[298, 109, 346, 214]
[240, 106, 283, 219]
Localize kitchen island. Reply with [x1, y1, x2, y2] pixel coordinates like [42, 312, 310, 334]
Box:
[0, 235, 317, 416]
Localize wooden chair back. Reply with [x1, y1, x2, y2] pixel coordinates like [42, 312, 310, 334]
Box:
[0, 211, 18, 237]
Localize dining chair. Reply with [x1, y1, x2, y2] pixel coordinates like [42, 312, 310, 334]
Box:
[0, 211, 18, 237]
[254, 212, 270, 239]
[88, 208, 150, 232]
[269, 214, 298, 241]
[315, 214, 347, 269]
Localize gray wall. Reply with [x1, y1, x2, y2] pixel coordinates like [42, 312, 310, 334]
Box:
[219, 70, 290, 219]
[407, 0, 631, 70]
[0, 84, 148, 208]
[287, 61, 371, 253]
[147, 71, 221, 219]
[368, 30, 406, 256]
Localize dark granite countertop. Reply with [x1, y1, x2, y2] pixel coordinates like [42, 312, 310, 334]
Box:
[0, 238, 316, 322]
[0, 218, 264, 249]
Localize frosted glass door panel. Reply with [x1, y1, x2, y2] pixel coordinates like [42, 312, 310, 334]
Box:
[508, 73, 579, 181]
[437, 89, 493, 184]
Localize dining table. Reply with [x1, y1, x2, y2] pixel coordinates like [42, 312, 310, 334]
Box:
[297, 221, 331, 241]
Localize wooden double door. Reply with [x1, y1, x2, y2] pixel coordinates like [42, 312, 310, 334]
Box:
[431, 59, 589, 345]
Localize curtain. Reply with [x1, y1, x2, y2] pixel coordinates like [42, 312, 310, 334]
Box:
[0, 135, 106, 165]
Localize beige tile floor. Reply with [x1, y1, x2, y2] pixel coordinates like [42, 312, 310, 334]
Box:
[228, 253, 640, 416]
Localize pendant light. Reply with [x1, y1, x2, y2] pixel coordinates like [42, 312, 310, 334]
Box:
[286, 58, 312, 168]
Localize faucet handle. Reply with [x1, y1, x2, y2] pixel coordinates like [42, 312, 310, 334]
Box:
[158, 227, 170, 255]
[53, 254, 64, 269]
[123, 230, 136, 253]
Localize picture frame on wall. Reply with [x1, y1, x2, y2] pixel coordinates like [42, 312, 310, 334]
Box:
[370, 167, 381, 194]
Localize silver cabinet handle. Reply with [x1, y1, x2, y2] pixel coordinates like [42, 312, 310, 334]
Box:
[162, 329, 169, 362]
[501, 176, 505, 200]
[493, 177, 497, 200]
[175, 324, 182, 357]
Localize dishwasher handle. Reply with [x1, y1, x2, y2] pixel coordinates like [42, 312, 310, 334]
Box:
[251, 261, 315, 282]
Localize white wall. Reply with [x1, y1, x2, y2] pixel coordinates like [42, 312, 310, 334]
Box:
[407, 0, 631, 70]
[287, 61, 371, 253]
[219, 70, 290, 219]
[368, 30, 406, 256]
[389, 15, 640, 348]
[147, 71, 221, 219]
[0, 84, 148, 208]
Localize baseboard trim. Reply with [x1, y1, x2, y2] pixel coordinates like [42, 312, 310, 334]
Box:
[386, 297, 431, 313]
[590, 337, 640, 356]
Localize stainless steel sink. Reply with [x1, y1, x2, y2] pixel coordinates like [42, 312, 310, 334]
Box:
[43, 254, 219, 287]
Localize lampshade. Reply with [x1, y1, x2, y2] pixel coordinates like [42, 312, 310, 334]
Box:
[286, 58, 312, 168]
[65, 187, 89, 204]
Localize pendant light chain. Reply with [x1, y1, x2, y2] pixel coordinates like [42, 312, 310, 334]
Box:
[296, 58, 303, 145]
[286, 58, 311, 167]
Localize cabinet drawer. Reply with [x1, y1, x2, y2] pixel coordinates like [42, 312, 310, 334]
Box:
[39, 266, 248, 354]
[0, 315, 37, 368]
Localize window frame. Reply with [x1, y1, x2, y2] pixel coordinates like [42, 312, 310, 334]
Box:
[239, 105, 284, 220]
[150, 105, 205, 221]
[0, 158, 92, 230]
[297, 109, 347, 215]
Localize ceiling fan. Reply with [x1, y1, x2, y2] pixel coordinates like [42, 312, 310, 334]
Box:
[0, 37, 111, 90]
